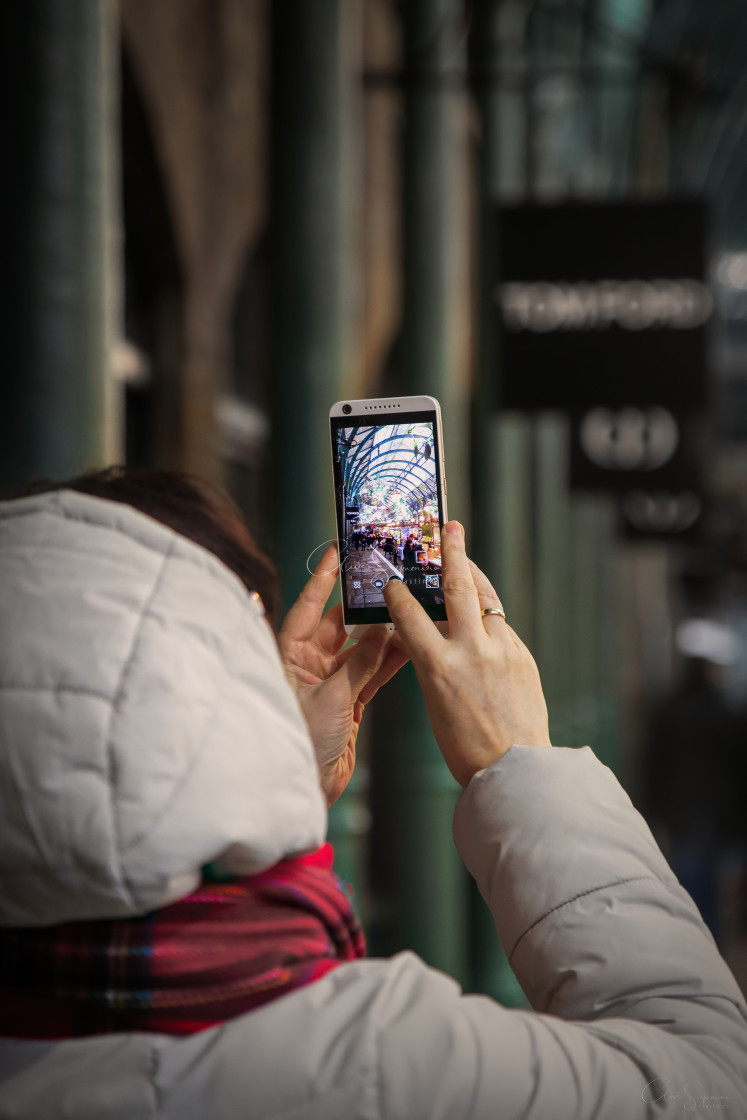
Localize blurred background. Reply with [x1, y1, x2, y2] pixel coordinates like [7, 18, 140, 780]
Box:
[2, 0, 746, 1002]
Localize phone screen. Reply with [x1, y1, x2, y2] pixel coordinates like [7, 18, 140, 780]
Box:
[331, 410, 447, 624]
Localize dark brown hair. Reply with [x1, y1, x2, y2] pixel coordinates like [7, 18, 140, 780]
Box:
[31, 466, 281, 626]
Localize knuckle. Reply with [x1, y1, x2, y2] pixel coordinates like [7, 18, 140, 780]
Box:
[391, 595, 417, 621]
[481, 591, 503, 608]
[442, 575, 476, 595]
[300, 582, 325, 604]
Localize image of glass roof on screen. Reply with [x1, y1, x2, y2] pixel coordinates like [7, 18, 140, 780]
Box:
[336, 422, 437, 522]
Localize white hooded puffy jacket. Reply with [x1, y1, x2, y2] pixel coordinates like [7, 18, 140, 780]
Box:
[0, 489, 745, 1119]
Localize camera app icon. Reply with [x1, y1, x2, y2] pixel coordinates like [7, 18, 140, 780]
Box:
[425, 574, 440, 589]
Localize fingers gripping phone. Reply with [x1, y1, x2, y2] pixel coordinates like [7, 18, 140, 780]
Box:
[329, 395, 448, 637]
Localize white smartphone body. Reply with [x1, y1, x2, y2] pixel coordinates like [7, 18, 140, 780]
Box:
[329, 395, 448, 638]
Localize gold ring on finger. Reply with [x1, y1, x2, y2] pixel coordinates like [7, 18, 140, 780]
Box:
[481, 607, 506, 620]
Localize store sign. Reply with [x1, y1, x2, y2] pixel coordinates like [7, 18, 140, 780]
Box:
[500, 279, 712, 333]
[570, 408, 705, 493]
[495, 199, 711, 410]
[618, 490, 704, 542]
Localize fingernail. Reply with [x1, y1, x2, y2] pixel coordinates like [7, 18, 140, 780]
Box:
[445, 520, 463, 536]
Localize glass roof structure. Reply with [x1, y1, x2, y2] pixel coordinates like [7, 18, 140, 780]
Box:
[336, 422, 438, 523]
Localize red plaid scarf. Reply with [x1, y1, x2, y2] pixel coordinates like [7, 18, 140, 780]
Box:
[0, 844, 365, 1038]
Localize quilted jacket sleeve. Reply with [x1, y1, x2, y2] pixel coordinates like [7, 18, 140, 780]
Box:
[374, 745, 747, 1119]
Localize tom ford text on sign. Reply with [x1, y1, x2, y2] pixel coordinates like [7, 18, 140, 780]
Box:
[495, 200, 710, 411]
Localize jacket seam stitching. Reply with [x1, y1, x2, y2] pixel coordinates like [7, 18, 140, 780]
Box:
[7, 490, 250, 609]
[104, 541, 175, 907]
[374, 992, 384, 1120]
[146, 1044, 161, 1119]
[0, 683, 111, 700]
[508, 874, 677, 963]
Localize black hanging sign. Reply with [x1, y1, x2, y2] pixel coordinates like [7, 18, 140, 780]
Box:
[495, 199, 712, 411]
[617, 489, 704, 543]
[569, 408, 706, 493]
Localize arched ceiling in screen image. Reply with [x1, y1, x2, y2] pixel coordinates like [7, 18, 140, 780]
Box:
[336, 422, 437, 524]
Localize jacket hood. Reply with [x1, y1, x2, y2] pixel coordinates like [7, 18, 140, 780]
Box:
[0, 489, 327, 927]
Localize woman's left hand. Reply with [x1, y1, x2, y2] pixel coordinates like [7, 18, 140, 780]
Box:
[279, 545, 408, 805]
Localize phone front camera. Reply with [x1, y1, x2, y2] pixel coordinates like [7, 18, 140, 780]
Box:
[342, 403, 352, 415]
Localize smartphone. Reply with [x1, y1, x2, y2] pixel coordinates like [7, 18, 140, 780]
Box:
[329, 395, 448, 637]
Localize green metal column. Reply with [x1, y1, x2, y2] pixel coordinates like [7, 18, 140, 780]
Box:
[1, 0, 117, 492]
[569, 496, 608, 754]
[269, 0, 359, 606]
[468, 0, 533, 1006]
[370, 0, 470, 981]
[490, 0, 536, 653]
[529, 0, 579, 759]
[590, 498, 623, 770]
[269, 2, 362, 891]
[565, 0, 653, 772]
[534, 415, 575, 744]
[594, 0, 654, 192]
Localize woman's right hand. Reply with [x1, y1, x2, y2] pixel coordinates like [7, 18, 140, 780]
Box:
[383, 521, 551, 787]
